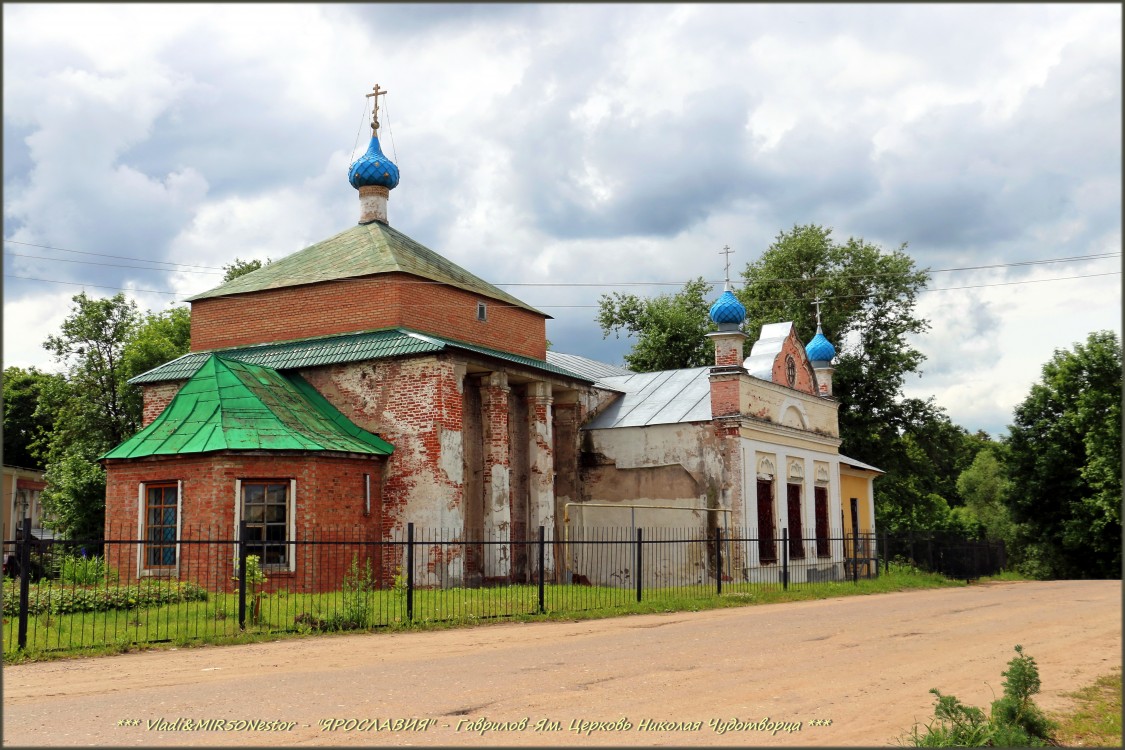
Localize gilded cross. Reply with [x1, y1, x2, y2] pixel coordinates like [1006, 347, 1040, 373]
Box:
[365, 84, 388, 131]
[812, 297, 824, 328]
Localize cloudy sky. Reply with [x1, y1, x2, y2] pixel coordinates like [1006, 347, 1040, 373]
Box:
[4, 3, 1121, 438]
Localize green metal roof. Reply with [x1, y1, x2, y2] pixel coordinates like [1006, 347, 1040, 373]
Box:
[185, 221, 547, 316]
[129, 328, 590, 385]
[104, 356, 394, 460]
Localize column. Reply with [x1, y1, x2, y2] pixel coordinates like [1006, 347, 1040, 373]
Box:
[480, 372, 511, 579]
[527, 381, 555, 577]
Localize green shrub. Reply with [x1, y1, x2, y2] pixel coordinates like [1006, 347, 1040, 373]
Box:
[2, 581, 208, 616]
[900, 645, 1056, 747]
[51, 553, 118, 586]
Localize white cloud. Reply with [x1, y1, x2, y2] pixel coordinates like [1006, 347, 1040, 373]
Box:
[2, 3, 1120, 438]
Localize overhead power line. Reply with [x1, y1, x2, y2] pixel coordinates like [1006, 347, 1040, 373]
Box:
[6, 270, 1120, 306]
[3, 238, 1118, 287]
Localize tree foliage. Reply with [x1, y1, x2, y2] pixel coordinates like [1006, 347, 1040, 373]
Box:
[222, 257, 270, 282]
[597, 277, 715, 371]
[737, 225, 930, 462]
[2, 366, 64, 469]
[1004, 330, 1122, 579]
[43, 292, 141, 450]
[956, 445, 1015, 546]
[37, 293, 192, 539]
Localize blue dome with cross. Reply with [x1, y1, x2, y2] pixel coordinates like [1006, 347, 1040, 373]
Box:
[348, 136, 400, 190]
[709, 290, 746, 326]
[805, 329, 836, 362]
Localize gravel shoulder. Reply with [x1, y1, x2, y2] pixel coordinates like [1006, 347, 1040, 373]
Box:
[2, 580, 1120, 746]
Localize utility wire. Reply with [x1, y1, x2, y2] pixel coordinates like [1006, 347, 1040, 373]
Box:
[3, 240, 1118, 285]
[6, 270, 1119, 305]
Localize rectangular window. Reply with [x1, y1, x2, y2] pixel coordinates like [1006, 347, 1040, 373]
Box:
[786, 483, 805, 559]
[814, 486, 830, 558]
[241, 481, 290, 567]
[756, 479, 776, 564]
[144, 483, 178, 569]
[476, 301, 488, 321]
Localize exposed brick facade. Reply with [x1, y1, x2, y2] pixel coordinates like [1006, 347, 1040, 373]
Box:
[189, 272, 548, 360]
[104, 452, 386, 592]
[771, 329, 818, 396]
[142, 383, 182, 427]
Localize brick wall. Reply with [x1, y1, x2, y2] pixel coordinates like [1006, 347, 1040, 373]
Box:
[771, 330, 818, 396]
[104, 452, 387, 592]
[190, 273, 548, 360]
[142, 383, 182, 427]
[709, 373, 742, 418]
[299, 356, 466, 540]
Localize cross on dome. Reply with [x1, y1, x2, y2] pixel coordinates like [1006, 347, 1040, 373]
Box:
[366, 84, 388, 132]
[719, 245, 734, 291]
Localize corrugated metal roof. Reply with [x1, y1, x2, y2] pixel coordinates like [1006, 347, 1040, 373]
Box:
[185, 222, 547, 316]
[585, 367, 713, 429]
[104, 356, 394, 460]
[129, 328, 589, 385]
[545, 351, 632, 384]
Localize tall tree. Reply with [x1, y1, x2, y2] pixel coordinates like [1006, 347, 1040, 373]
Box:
[957, 444, 1015, 546]
[2, 366, 64, 469]
[736, 225, 930, 462]
[43, 292, 141, 450]
[1004, 330, 1122, 579]
[597, 277, 715, 371]
[36, 296, 194, 539]
[120, 305, 192, 422]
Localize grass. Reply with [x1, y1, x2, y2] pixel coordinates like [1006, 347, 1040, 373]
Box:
[1051, 669, 1122, 747]
[3, 562, 961, 663]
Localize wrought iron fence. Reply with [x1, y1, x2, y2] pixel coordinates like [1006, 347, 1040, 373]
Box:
[2, 518, 1004, 656]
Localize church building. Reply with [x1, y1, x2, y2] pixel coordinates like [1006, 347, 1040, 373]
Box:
[101, 87, 878, 591]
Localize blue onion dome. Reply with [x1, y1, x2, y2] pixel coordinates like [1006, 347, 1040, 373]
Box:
[348, 136, 400, 190]
[709, 290, 746, 327]
[805, 327, 837, 362]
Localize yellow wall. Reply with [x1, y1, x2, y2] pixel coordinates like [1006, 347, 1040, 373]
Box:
[839, 473, 874, 535]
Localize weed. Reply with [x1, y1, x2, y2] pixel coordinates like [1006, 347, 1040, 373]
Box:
[899, 645, 1055, 746]
[233, 555, 267, 624]
[323, 554, 373, 631]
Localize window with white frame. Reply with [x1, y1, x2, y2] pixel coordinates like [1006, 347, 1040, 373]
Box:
[240, 480, 292, 568]
[142, 482, 179, 570]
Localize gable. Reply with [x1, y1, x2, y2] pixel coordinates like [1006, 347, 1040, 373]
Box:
[743, 322, 818, 396]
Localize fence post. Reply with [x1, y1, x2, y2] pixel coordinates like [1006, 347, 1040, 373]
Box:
[852, 533, 859, 584]
[782, 527, 788, 591]
[537, 525, 545, 614]
[883, 532, 889, 575]
[715, 526, 723, 596]
[17, 517, 31, 650]
[237, 519, 247, 631]
[406, 522, 414, 623]
[635, 527, 643, 603]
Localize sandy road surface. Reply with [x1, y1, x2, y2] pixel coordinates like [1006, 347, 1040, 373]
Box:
[2, 580, 1120, 747]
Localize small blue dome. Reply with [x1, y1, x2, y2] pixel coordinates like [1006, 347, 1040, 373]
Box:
[805, 329, 836, 362]
[348, 136, 400, 190]
[709, 290, 746, 326]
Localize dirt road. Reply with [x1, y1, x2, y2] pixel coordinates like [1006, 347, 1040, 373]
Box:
[2, 580, 1120, 747]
